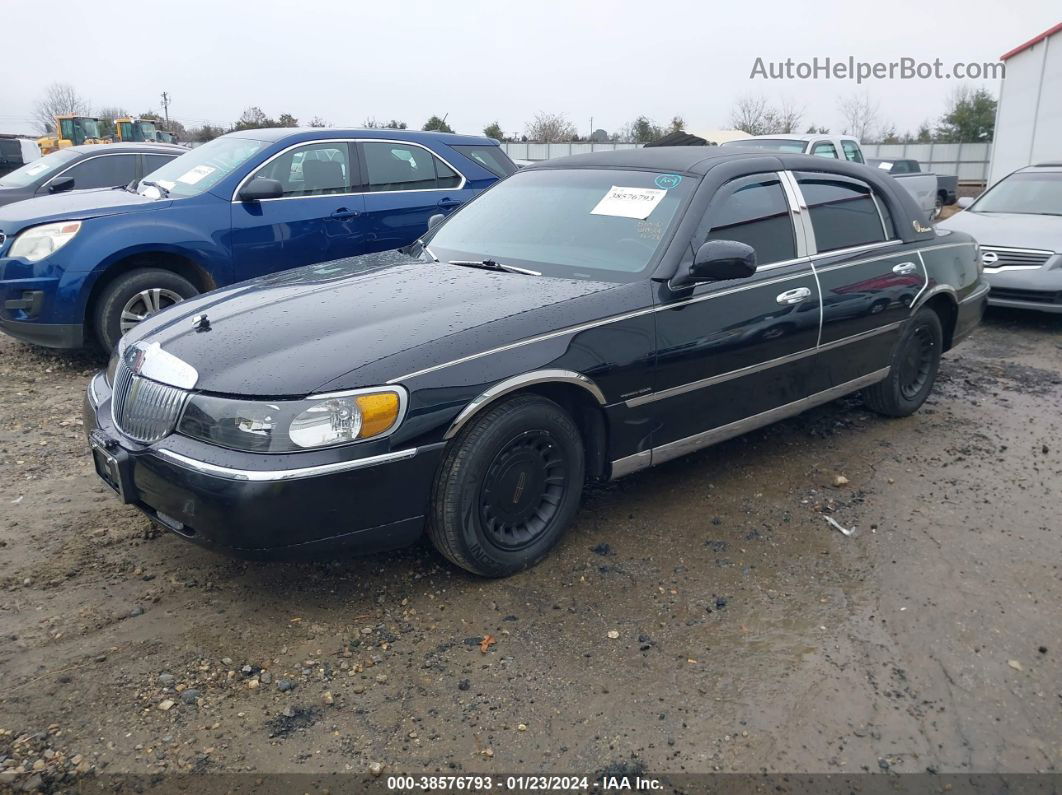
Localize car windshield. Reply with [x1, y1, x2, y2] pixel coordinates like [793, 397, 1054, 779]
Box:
[722, 139, 808, 153]
[0, 149, 79, 188]
[972, 171, 1062, 215]
[425, 167, 694, 280]
[137, 136, 267, 198]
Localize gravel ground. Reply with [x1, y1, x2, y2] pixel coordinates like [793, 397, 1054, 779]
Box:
[0, 308, 1059, 790]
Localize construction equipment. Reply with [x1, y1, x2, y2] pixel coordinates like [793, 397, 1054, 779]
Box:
[114, 117, 158, 143]
[37, 115, 106, 154]
[155, 130, 178, 144]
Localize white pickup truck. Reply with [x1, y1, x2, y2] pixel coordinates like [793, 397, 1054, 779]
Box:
[721, 134, 937, 222]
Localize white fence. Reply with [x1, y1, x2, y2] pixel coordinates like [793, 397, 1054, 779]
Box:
[503, 141, 991, 185]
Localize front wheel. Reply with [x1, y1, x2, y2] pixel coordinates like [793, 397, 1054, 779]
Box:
[93, 268, 199, 351]
[427, 395, 585, 577]
[864, 307, 943, 417]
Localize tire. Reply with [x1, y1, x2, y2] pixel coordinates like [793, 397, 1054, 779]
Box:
[93, 268, 199, 351]
[427, 394, 585, 577]
[864, 307, 943, 418]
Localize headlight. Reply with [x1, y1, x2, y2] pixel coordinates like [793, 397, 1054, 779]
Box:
[177, 386, 407, 452]
[9, 221, 82, 262]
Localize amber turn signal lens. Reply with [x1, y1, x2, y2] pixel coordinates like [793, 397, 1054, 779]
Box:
[355, 392, 400, 438]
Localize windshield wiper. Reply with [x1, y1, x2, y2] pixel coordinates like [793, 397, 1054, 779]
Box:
[448, 259, 541, 276]
[140, 180, 170, 198]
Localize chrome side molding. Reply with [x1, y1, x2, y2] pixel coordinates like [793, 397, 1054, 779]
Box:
[610, 368, 890, 479]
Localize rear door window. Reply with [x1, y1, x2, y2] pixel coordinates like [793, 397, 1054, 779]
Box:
[796, 173, 887, 252]
[362, 142, 461, 192]
[701, 173, 797, 266]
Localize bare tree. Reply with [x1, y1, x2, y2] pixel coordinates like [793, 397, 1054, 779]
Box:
[35, 83, 91, 133]
[776, 97, 804, 134]
[729, 94, 778, 136]
[308, 116, 329, 128]
[525, 111, 577, 143]
[837, 91, 881, 142]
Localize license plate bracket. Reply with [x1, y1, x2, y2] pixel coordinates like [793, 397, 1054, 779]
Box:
[89, 431, 136, 504]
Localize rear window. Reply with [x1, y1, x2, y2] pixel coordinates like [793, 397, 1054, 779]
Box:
[451, 145, 518, 178]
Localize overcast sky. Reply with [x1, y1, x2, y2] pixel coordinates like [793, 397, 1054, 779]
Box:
[1, 0, 1057, 139]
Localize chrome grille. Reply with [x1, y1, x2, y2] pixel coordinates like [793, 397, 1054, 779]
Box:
[981, 245, 1053, 269]
[111, 359, 189, 443]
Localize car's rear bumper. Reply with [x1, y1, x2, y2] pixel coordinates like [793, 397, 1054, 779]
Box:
[951, 280, 989, 347]
[84, 375, 442, 559]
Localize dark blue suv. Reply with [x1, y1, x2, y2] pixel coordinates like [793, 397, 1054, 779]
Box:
[0, 128, 515, 350]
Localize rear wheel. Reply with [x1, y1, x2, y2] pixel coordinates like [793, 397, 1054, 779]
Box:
[427, 395, 584, 577]
[93, 268, 198, 351]
[864, 307, 943, 417]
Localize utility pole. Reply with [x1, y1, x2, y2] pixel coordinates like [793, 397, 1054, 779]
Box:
[160, 92, 171, 124]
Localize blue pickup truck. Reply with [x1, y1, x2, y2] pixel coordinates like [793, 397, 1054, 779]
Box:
[0, 128, 515, 350]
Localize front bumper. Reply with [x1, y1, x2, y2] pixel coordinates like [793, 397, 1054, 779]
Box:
[84, 374, 443, 558]
[984, 259, 1062, 314]
[0, 316, 83, 347]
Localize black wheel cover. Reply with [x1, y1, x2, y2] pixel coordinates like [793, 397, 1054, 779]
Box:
[478, 429, 568, 550]
[899, 323, 936, 400]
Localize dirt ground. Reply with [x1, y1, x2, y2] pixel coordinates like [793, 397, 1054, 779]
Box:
[0, 307, 1059, 790]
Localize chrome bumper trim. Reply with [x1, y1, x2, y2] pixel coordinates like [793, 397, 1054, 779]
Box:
[155, 447, 418, 482]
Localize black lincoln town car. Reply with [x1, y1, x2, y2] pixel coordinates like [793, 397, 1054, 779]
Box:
[83, 148, 988, 576]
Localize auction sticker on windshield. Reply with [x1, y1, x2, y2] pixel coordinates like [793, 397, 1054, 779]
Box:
[591, 186, 667, 220]
[176, 165, 216, 185]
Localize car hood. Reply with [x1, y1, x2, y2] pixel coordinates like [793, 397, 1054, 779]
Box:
[938, 211, 1062, 252]
[0, 188, 169, 233]
[127, 252, 629, 396]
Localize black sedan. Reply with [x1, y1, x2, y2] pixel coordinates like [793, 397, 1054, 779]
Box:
[83, 148, 989, 576]
[0, 143, 184, 208]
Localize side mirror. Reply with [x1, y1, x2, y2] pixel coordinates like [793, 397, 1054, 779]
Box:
[956, 196, 974, 209]
[685, 240, 758, 283]
[238, 177, 283, 202]
[48, 176, 75, 194]
[427, 213, 445, 230]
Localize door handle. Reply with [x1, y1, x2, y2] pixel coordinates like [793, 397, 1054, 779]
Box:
[893, 261, 918, 275]
[776, 287, 812, 305]
[437, 198, 460, 208]
[331, 207, 360, 219]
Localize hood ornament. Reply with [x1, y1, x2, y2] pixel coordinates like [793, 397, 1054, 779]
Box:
[192, 314, 211, 332]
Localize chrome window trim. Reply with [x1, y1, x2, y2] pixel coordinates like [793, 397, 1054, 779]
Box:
[442, 370, 606, 440]
[611, 368, 890, 478]
[41, 151, 139, 189]
[230, 138, 468, 203]
[155, 447, 418, 482]
[623, 322, 902, 408]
